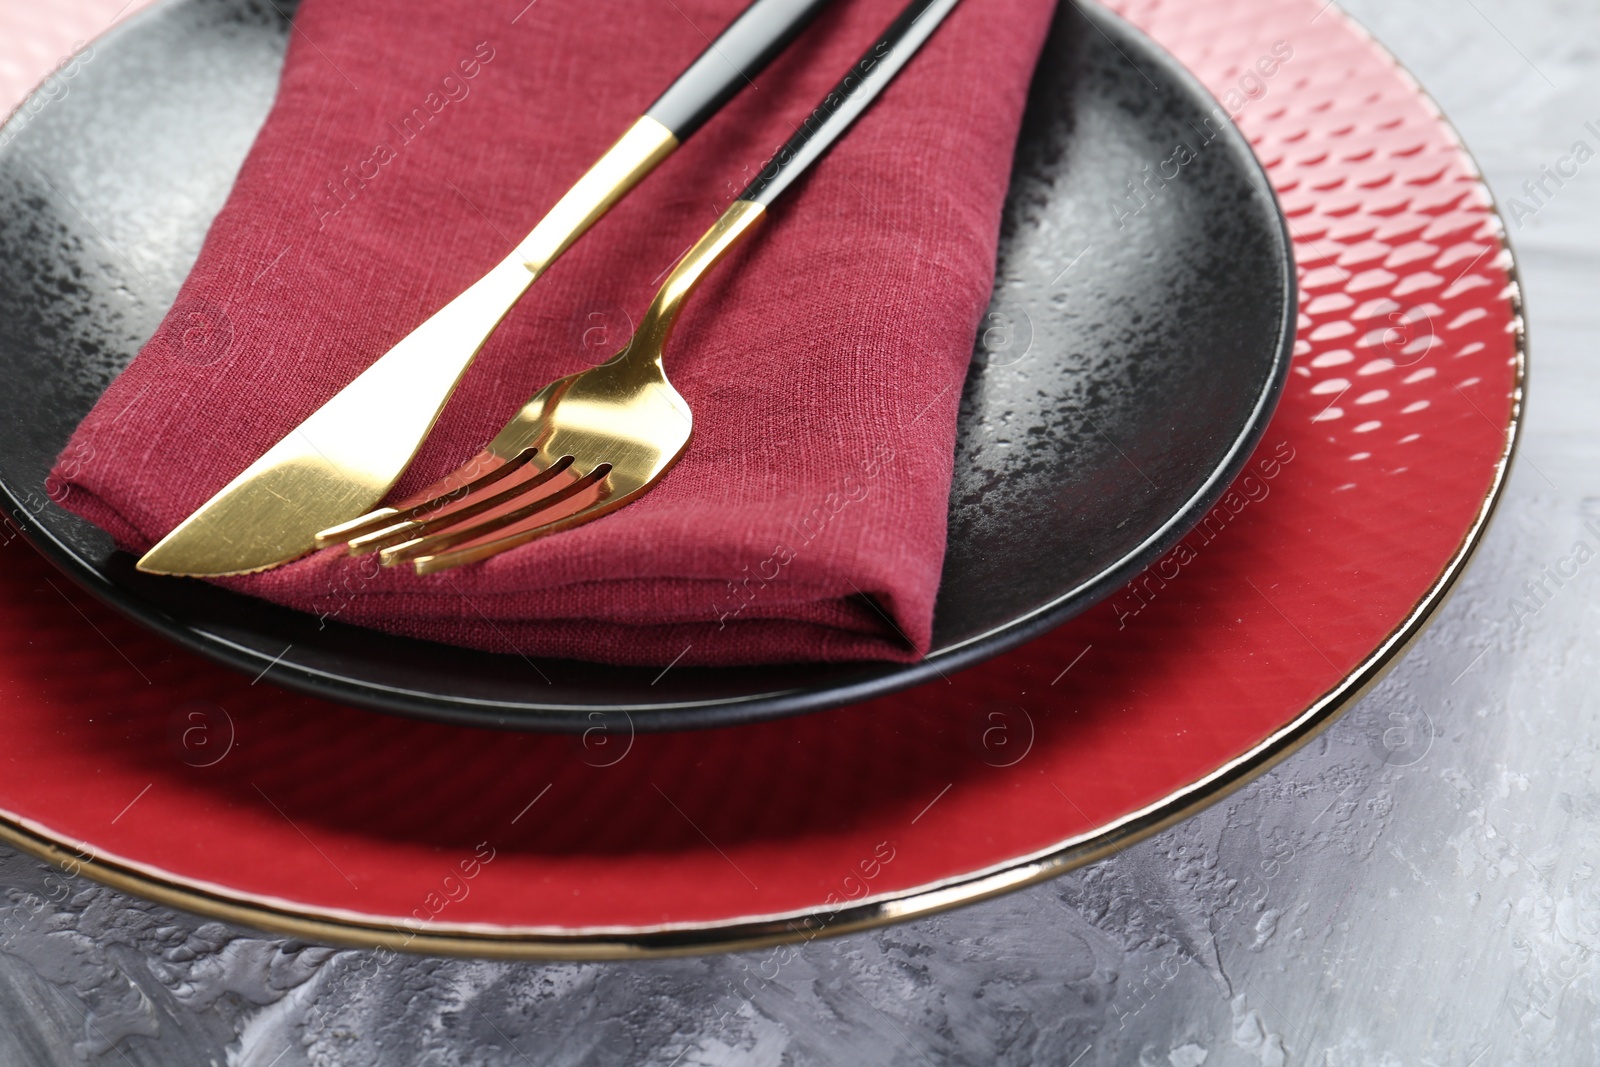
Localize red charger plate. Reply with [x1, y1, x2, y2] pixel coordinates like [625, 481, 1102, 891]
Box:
[0, 0, 1521, 956]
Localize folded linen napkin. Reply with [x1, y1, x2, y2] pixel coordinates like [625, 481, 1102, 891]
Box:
[50, 0, 1055, 666]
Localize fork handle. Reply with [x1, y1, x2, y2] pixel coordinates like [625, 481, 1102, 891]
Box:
[630, 0, 961, 357]
[646, 0, 836, 139]
[739, 0, 961, 205]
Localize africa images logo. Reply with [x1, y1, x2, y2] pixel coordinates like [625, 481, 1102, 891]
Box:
[313, 42, 497, 231]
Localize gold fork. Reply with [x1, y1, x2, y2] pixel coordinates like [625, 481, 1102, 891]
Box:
[318, 0, 962, 574]
[314, 200, 759, 572]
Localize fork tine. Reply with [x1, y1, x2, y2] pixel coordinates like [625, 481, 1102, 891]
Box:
[314, 447, 540, 548]
[409, 493, 626, 575]
[380, 463, 613, 568]
[408, 507, 605, 575]
[347, 454, 576, 555]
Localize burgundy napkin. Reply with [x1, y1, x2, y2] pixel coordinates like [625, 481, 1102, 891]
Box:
[50, 0, 1055, 666]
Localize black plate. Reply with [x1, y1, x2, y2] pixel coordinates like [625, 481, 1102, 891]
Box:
[0, 0, 1294, 732]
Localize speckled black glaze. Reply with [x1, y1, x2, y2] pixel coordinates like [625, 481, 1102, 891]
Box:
[0, 0, 1292, 731]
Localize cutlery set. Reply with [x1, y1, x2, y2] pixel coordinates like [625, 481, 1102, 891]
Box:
[137, 0, 962, 579]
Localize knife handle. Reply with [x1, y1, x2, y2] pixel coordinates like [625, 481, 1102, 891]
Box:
[646, 0, 835, 140]
[516, 0, 834, 273]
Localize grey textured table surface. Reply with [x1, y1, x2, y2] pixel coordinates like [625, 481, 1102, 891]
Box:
[2, 1, 1597, 1064]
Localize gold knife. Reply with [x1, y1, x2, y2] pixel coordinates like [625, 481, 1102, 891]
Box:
[139, 0, 833, 576]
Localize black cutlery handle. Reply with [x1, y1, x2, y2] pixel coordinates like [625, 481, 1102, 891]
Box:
[738, 0, 960, 206]
[646, 0, 836, 140]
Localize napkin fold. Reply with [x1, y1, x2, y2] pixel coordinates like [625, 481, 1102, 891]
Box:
[50, 0, 1054, 666]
